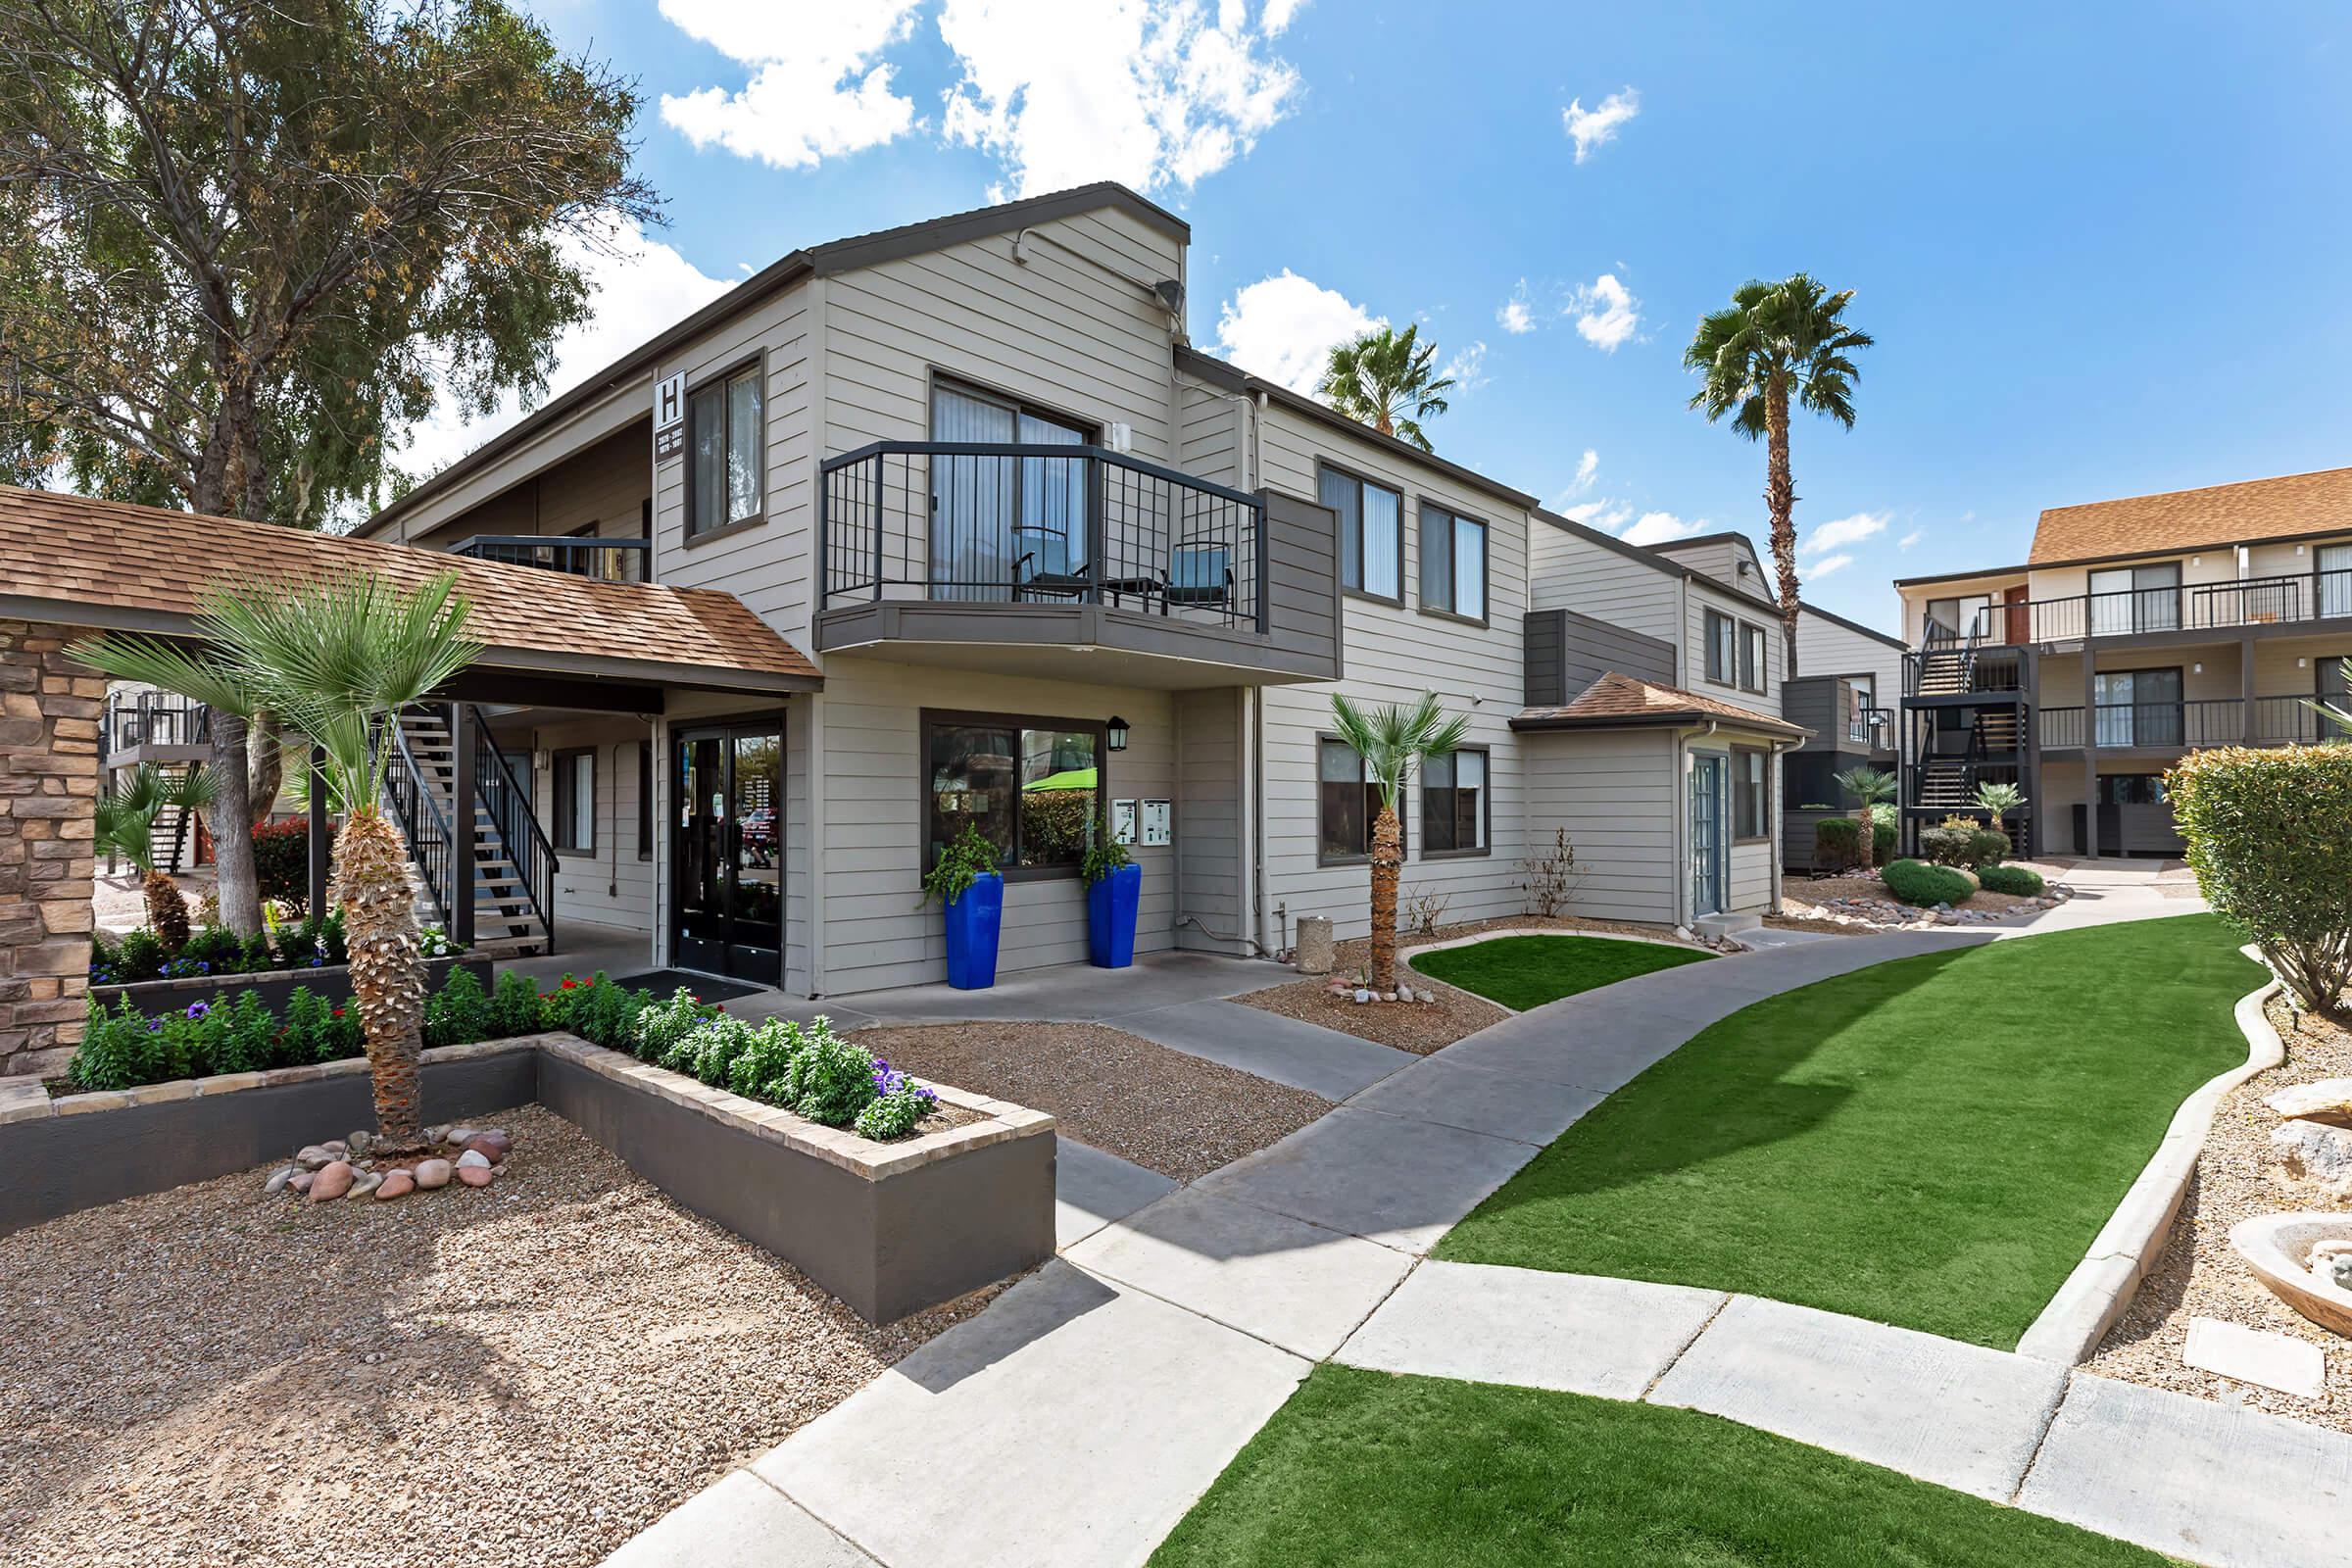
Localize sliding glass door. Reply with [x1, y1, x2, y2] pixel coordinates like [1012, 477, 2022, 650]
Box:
[928, 384, 1090, 602]
[2093, 668, 2182, 747]
[2088, 564, 2180, 635]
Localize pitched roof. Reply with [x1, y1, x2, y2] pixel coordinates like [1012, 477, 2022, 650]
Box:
[0, 486, 820, 693]
[2030, 465, 2352, 566]
[1511, 671, 1807, 737]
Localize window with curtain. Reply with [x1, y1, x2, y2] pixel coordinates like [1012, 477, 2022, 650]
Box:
[637, 742, 654, 861]
[554, 750, 595, 853]
[1317, 737, 1397, 860]
[929, 383, 1090, 601]
[1421, 748, 1488, 854]
[688, 366, 763, 537]
[1704, 610, 1737, 684]
[925, 713, 1102, 873]
[1320, 466, 1402, 601]
[1739, 622, 1767, 693]
[1731, 748, 1770, 841]
[1420, 503, 1487, 619]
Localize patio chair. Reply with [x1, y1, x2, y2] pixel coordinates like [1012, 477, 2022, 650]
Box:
[1011, 522, 1091, 602]
[1163, 542, 1232, 612]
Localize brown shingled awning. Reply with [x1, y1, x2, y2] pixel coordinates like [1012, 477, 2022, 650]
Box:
[1512, 671, 1809, 738]
[0, 485, 819, 698]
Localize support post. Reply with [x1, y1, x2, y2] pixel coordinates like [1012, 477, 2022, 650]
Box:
[2082, 640, 2101, 858]
[307, 745, 329, 918]
[2240, 632, 2258, 742]
[451, 707, 477, 948]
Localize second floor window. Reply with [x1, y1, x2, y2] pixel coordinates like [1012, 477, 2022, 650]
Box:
[1320, 465, 1402, 602]
[1420, 503, 1487, 620]
[689, 365, 763, 537]
[1704, 610, 1737, 684]
[1740, 622, 1767, 693]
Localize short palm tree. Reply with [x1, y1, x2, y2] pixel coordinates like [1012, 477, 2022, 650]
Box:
[1683, 275, 1874, 676]
[1973, 782, 2026, 829]
[81, 571, 479, 1149]
[1317, 324, 1455, 453]
[1331, 691, 1468, 991]
[1833, 764, 1898, 872]
[94, 764, 219, 948]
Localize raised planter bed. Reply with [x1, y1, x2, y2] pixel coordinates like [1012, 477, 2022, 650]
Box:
[91, 953, 490, 1019]
[0, 1031, 1056, 1324]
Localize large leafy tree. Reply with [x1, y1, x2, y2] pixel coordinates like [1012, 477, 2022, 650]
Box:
[1317, 324, 1455, 453]
[1330, 691, 1468, 992]
[1682, 275, 1873, 676]
[0, 0, 658, 526]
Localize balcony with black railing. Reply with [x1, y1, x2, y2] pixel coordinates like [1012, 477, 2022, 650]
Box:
[812, 441, 1340, 686]
[1914, 568, 2352, 651]
[2038, 694, 2345, 752]
[448, 534, 652, 583]
[101, 689, 212, 766]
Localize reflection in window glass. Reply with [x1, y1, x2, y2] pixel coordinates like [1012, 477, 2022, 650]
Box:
[1423, 749, 1487, 852]
[926, 718, 1101, 872]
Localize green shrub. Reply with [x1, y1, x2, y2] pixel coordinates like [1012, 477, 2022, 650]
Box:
[688, 1015, 760, 1088]
[71, 996, 157, 1091]
[1882, 858, 1976, 906]
[855, 1080, 939, 1140]
[1874, 817, 1897, 863]
[109, 927, 168, 983]
[1917, 825, 1974, 867]
[2170, 746, 2352, 1011]
[1977, 863, 2044, 897]
[1966, 827, 2011, 866]
[488, 969, 541, 1040]
[215, 991, 275, 1074]
[1813, 815, 1861, 870]
[251, 818, 311, 913]
[787, 1018, 883, 1127]
[282, 986, 330, 1061]
[728, 1018, 807, 1100]
[178, 926, 242, 971]
[424, 967, 493, 1049]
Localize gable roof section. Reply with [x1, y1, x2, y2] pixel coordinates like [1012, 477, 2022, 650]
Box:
[2029, 465, 2352, 566]
[1511, 671, 1806, 737]
[368, 182, 1188, 540]
[0, 486, 820, 694]
[1530, 507, 1692, 580]
[1798, 599, 1905, 651]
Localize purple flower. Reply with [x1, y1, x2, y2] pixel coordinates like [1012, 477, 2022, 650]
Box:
[185, 1002, 209, 1020]
[146, 1019, 163, 1033]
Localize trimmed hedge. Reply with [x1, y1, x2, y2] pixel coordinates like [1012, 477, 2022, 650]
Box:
[1882, 858, 1976, 907]
[2169, 745, 2352, 1011]
[1920, 822, 2011, 869]
[1977, 863, 2044, 897]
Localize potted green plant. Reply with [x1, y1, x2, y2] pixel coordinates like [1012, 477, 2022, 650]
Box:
[1083, 812, 1140, 968]
[924, 821, 1004, 990]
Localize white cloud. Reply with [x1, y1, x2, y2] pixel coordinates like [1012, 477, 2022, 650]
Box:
[392, 219, 735, 483]
[1563, 498, 1633, 532]
[1802, 510, 1888, 557]
[1574, 448, 1598, 489]
[1898, 527, 1925, 551]
[1212, 269, 1380, 394]
[1497, 280, 1537, 334]
[659, 1, 921, 169]
[1569, 273, 1640, 351]
[937, 0, 1300, 197]
[1807, 552, 1857, 578]
[1441, 339, 1488, 396]
[1261, 0, 1307, 34]
[1562, 86, 1640, 163]
[1622, 510, 1704, 546]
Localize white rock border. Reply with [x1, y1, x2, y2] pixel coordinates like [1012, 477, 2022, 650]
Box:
[2016, 945, 2285, 1363]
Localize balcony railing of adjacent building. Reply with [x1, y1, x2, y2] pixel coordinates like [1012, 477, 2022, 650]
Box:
[448, 534, 652, 583]
[1919, 568, 2352, 648]
[1846, 706, 1897, 748]
[816, 442, 1266, 631]
[102, 689, 211, 759]
[2038, 695, 2346, 750]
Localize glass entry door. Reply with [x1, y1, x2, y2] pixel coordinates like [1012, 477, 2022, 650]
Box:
[672, 724, 783, 987]
[1690, 756, 1727, 918]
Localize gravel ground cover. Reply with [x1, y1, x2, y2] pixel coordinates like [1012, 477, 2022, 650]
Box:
[851, 1022, 1331, 1182]
[1235, 974, 1503, 1054]
[0, 1104, 1002, 1568]
[2084, 997, 2352, 1434]
[1780, 873, 2055, 926]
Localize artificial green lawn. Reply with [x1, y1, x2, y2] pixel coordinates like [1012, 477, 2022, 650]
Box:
[1435, 913, 2262, 1348]
[1410, 932, 1713, 1010]
[1148, 1366, 2170, 1568]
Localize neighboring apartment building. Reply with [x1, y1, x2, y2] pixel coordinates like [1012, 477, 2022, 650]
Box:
[354, 182, 1798, 997]
[1893, 466, 2352, 858]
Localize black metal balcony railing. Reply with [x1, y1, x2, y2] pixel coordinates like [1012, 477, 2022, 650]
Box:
[2039, 696, 2346, 750]
[817, 442, 1266, 631]
[103, 690, 212, 757]
[1921, 568, 2352, 650]
[1846, 706, 1896, 748]
[449, 534, 651, 583]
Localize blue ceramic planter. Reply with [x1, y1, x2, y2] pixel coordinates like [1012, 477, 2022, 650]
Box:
[1087, 861, 1142, 968]
[942, 871, 1004, 990]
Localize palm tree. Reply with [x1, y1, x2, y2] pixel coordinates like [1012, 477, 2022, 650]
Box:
[2304, 659, 2352, 739]
[1331, 691, 1469, 991]
[1317, 324, 1455, 452]
[1683, 275, 1874, 675]
[1973, 782, 2026, 830]
[80, 571, 479, 1149]
[1833, 764, 1898, 873]
[94, 764, 218, 948]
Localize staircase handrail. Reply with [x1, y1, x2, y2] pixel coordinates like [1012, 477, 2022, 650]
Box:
[466, 706, 559, 950]
[378, 711, 458, 929]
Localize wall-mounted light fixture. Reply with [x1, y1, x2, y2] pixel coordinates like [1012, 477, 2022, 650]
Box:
[1106, 715, 1130, 752]
[2192, 662, 2205, 674]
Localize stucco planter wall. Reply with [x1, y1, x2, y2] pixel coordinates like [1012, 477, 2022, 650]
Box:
[90, 955, 490, 1020]
[0, 1031, 1057, 1325]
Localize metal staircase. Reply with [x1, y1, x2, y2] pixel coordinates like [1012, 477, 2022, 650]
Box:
[381, 704, 555, 952]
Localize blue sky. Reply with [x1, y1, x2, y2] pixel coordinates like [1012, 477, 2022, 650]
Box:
[445, 1, 2352, 632]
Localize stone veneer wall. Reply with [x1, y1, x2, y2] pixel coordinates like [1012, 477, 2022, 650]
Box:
[0, 620, 100, 1078]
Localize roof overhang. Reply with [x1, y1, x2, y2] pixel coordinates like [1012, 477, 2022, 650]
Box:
[1511, 710, 1811, 740]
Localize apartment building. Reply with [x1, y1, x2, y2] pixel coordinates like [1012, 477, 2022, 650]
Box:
[1893, 466, 2352, 858]
[353, 182, 1798, 997]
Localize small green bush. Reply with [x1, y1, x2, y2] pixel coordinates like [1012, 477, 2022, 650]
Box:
[728, 1018, 807, 1100]
[855, 1081, 938, 1141]
[633, 988, 719, 1063]
[785, 1020, 877, 1127]
[72, 997, 156, 1091]
[424, 967, 493, 1049]
[2170, 745, 2352, 1011]
[1874, 817, 1897, 863]
[1813, 815, 1861, 870]
[689, 1015, 760, 1088]
[282, 986, 330, 1061]
[1966, 827, 2011, 866]
[216, 991, 275, 1074]
[1882, 858, 1976, 906]
[1977, 863, 2044, 897]
[1917, 825, 1974, 867]
[488, 968, 541, 1040]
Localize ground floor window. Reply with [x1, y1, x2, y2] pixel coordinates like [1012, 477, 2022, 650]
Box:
[1317, 737, 1399, 862]
[637, 741, 654, 860]
[1732, 747, 1771, 841]
[2095, 773, 2168, 806]
[925, 712, 1102, 874]
[1421, 747, 1488, 855]
[554, 749, 595, 852]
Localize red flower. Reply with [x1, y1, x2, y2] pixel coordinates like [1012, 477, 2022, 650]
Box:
[561, 979, 577, 990]
[332, 1008, 344, 1017]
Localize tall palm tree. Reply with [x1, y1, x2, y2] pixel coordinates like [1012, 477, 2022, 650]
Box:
[80, 571, 479, 1148]
[1833, 764, 1897, 873]
[1683, 275, 1874, 675]
[1317, 324, 1455, 453]
[1331, 691, 1469, 991]
[94, 763, 218, 948]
